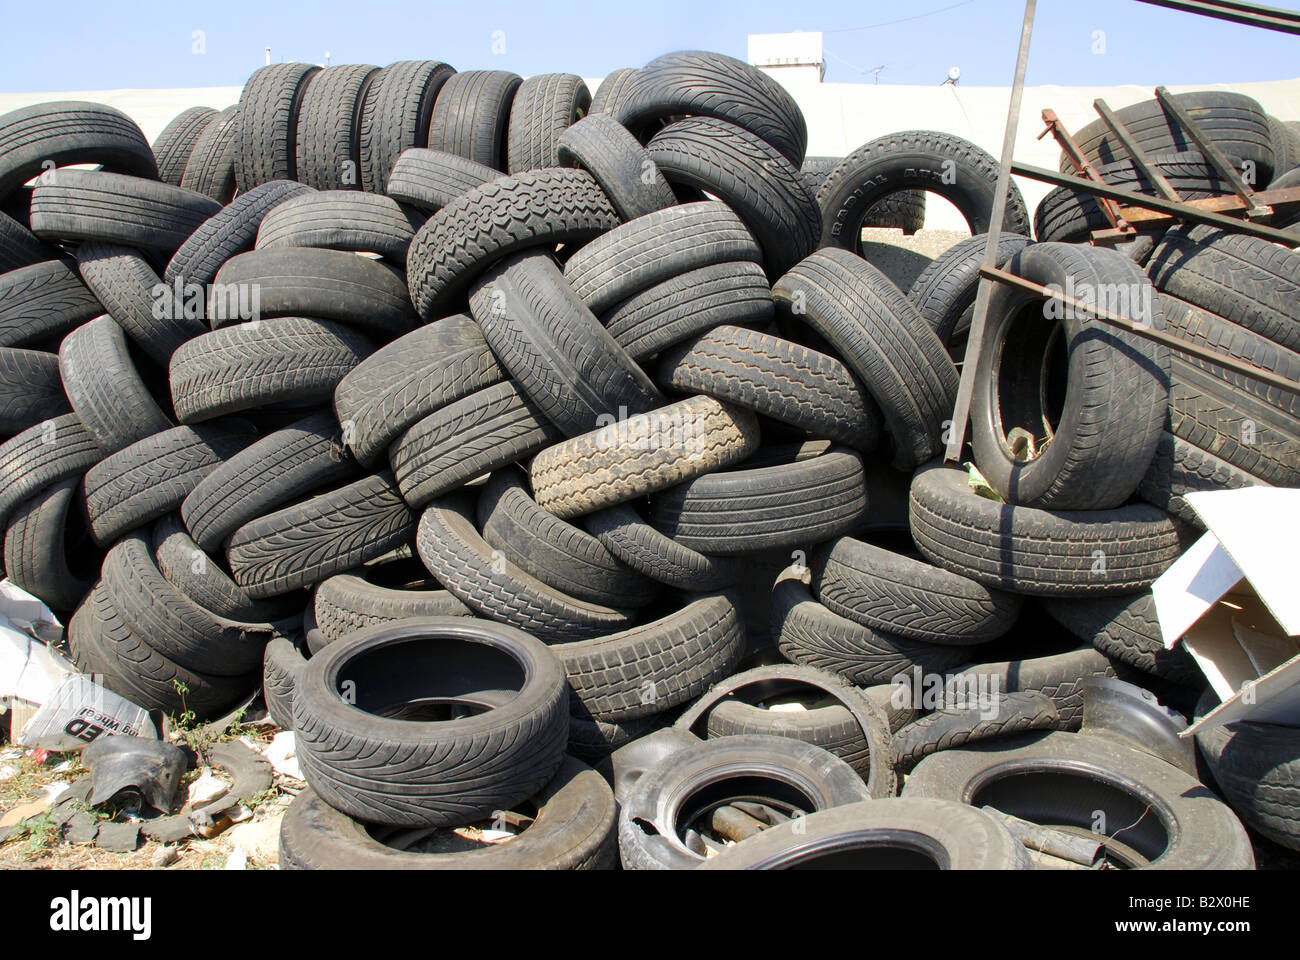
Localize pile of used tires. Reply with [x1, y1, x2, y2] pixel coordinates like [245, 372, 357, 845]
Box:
[0, 51, 1295, 869]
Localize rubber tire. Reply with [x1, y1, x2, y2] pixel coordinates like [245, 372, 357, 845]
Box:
[406, 167, 619, 321]
[507, 73, 590, 173]
[294, 64, 379, 191]
[280, 757, 616, 869]
[262, 635, 304, 730]
[255, 190, 420, 263]
[529, 395, 760, 520]
[235, 62, 321, 191]
[0, 101, 157, 200]
[389, 379, 562, 508]
[949, 646, 1118, 729]
[773, 248, 958, 470]
[3, 477, 95, 613]
[82, 419, 257, 546]
[0, 414, 102, 541]
[292, 617, 568, 827]
[313, 570, 469, 644]
[358, 60, 455, 194]
[902, 729, 1255, 869]
[426, 70, 522, 173]
[0, 259, 102, 349]
[385, 148, 498, 212]
[468, 249, 663, 436]
[970, 242, 1170, 510]
[1043, 593, 1203, 687]
[816, 130, 1031, 250]
[1138, 430, 1269, 527]
[226, 471, 416, 599]
[153, 107, 217, 186]
[333, 314, 503, 467]
[907, 233, 1032, 349]
[582, 505, 742, 592]
[893, 691, 1061, 771]
[908, 462, 1185, 597]
[181, 106, 240, 203]
[555, 113, 676, 221]
[59, 315, 172, 455]
[0, 347, 68, 434]
[589, 68, 638, 116]
[169, 317, 374, 423]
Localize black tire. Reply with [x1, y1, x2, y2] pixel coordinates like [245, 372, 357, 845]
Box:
[235, 62, 321, 191]
[697, 798, 1031, 870]
[169, 317, 374, 423]
[153, 107, 217, 187]
[604, 261, 774, 362]
[477, 467, 656, 608]
[1161, 293, 1300, 418]
[468, 250, 662, 436]
[589, 68, 638, 116]
[582, 505, 741, 592]
[59, 315, 172, 455]
[406, 167, 619, 321]
[650, 444, 867, 555]
[893, 691, 1061, 771]
[164, 179, 314, 290]
[902, 729, 1255, 869]
[617, 735, 871, 870]
[295, 64, 379, 191]
[100, 531, 276, 676]
[385, 148, 498, 212]
[970, 242, 1169, 510]
[415, 493, 634, 643]
[3, 477, 95, 613]
[1138, 431, 1268, 526]
[568, 713, 659, 764]
[1043, 593, 1202, 687]
[390, 379, 562, 508]
[773, 249, 958, 470]
[77, 242, 204, 365]
[1147, 223, 1300, 353]
[0, 101, 157, 200]
[615, 51, 807, 166]
[0, 210, 55, 274]
[181, 106, 240, 203]
[528, 395, 760, 520]
[555, 114, 676, 221]
[359, 60, 456, 194]
[0, 347, 68, 434]
[1065, 91, 1274, 183]
[181, 411, 357, 553]
[557, 593, 743, 722]
[811, 536, 1021, 645]
[772, 575, 970, 686]
[1035, 151, 1238, 243]
[802, 157, 929, 235]
[656, 325, 882, 450]
[1268, 115, 1300, 181]
[281, 757, 616, 869]
[30, 169, 221, 250]
[333, 314, 503, 467]
[908, 462, 1184, 597]
[255, 190, 419, 263]
[949, 646, 1117, 729]
[817, 131, 1031, 251]
[426, 70, 522, 172]
[262, 636, 304, 730]
[227, 471, 416, 599]
[152, 514, 299, 624]
[647, 117, 819, 278]
[507, 73, 590, 173]
[0, 259, 102, 349]
[0, 414, 102, 540]
[210, 248, 415, 337]
[563, 200, 760, 316]
[68, 583, 253, 719]
[313, 569, 468, 644]
[292, 617, 568, 827]
[907, 233, 1032, 349]
[1195, 691, 1300, 852]
[82, 420, 256, 546]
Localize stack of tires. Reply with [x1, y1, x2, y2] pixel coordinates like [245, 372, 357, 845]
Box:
[0, 53, 1293, 870]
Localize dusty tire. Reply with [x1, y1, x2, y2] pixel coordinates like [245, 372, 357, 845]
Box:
[426, 70, 522, 173]
[555, 113, 676, 221]
[507, 73, 590, 173]
[235, 62, 321, 191]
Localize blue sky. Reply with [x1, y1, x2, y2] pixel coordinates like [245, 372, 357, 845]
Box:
[2, 0, 1297, 92]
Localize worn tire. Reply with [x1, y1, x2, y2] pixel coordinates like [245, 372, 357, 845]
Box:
[426, 70, 522, 173]
[555, 113, 676, 221]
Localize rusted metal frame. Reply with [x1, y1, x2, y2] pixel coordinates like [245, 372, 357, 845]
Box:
[944, 0, 1037, 464]
[1152, 86, 1272, 216]
[1134, 0, 1300, 35]
[1088, 184, 1300, 243]
[978, 265, 1300, 397]
[1038, 109, 1132, 232]
[1012, 161, 1300, 244]
[1091, 99, 1184, 201]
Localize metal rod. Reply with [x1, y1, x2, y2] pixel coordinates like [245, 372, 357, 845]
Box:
[1012, 162, 1300, 244]
[1042, 108, 1131, 230]
[979, 265, 1300, 396]
[1152, 86, 1271, 215]
[1134, 0, 1300, 34]
[945, 0, 1037, 464]
[1092, 99, 1184, 201]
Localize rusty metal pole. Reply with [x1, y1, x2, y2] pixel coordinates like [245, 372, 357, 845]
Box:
[944, 0, 1036, 464]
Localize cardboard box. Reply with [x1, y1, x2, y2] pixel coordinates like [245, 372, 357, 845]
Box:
[1151, 487, 1300, 735]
